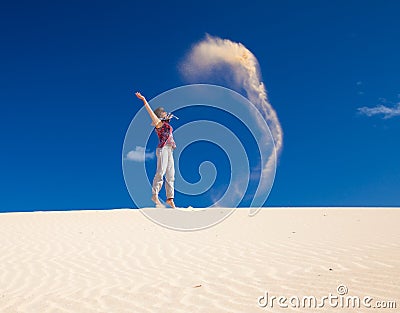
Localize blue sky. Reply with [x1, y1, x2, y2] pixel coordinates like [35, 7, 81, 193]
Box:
[1, 0, 399, 212]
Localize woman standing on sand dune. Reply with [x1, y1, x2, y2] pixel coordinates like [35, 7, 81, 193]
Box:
[135, 92, 177, 208]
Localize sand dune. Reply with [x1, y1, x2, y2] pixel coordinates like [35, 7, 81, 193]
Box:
[0, 208, 399, 312]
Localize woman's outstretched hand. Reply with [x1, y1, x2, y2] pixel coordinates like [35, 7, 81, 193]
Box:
[135, 92, 146, 102]
[135, 91, 161, 127]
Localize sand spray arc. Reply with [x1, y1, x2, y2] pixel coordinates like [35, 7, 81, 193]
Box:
[180, 35, 283, 217]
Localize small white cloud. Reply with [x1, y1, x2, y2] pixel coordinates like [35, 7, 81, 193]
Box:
[358, 103, 400, 119]
[356, 81, 363, 86]
[126, 146, 154, 162]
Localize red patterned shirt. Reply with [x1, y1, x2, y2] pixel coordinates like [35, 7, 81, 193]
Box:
[155, 121, 176, 149]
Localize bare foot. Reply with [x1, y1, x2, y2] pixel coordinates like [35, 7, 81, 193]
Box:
[166, 198, 176, 208]
[151, 195, 165, 208]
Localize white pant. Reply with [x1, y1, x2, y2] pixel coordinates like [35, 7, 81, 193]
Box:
[152, 145, 175, 199]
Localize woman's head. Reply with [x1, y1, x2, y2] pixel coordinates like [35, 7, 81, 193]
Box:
[154, 107, 167, 119]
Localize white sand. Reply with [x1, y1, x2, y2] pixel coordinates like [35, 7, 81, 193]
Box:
[0, 208, 399, 312]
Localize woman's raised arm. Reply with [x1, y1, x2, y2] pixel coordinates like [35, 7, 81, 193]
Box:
[135, 92, 162, 127]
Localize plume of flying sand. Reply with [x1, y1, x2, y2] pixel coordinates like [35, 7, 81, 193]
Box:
[180, 35, 283, 215]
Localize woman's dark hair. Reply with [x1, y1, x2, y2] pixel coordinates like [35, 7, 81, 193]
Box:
[153, 107, 165, 118]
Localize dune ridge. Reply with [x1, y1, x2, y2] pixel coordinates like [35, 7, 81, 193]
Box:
[0, 208, 399, 312]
